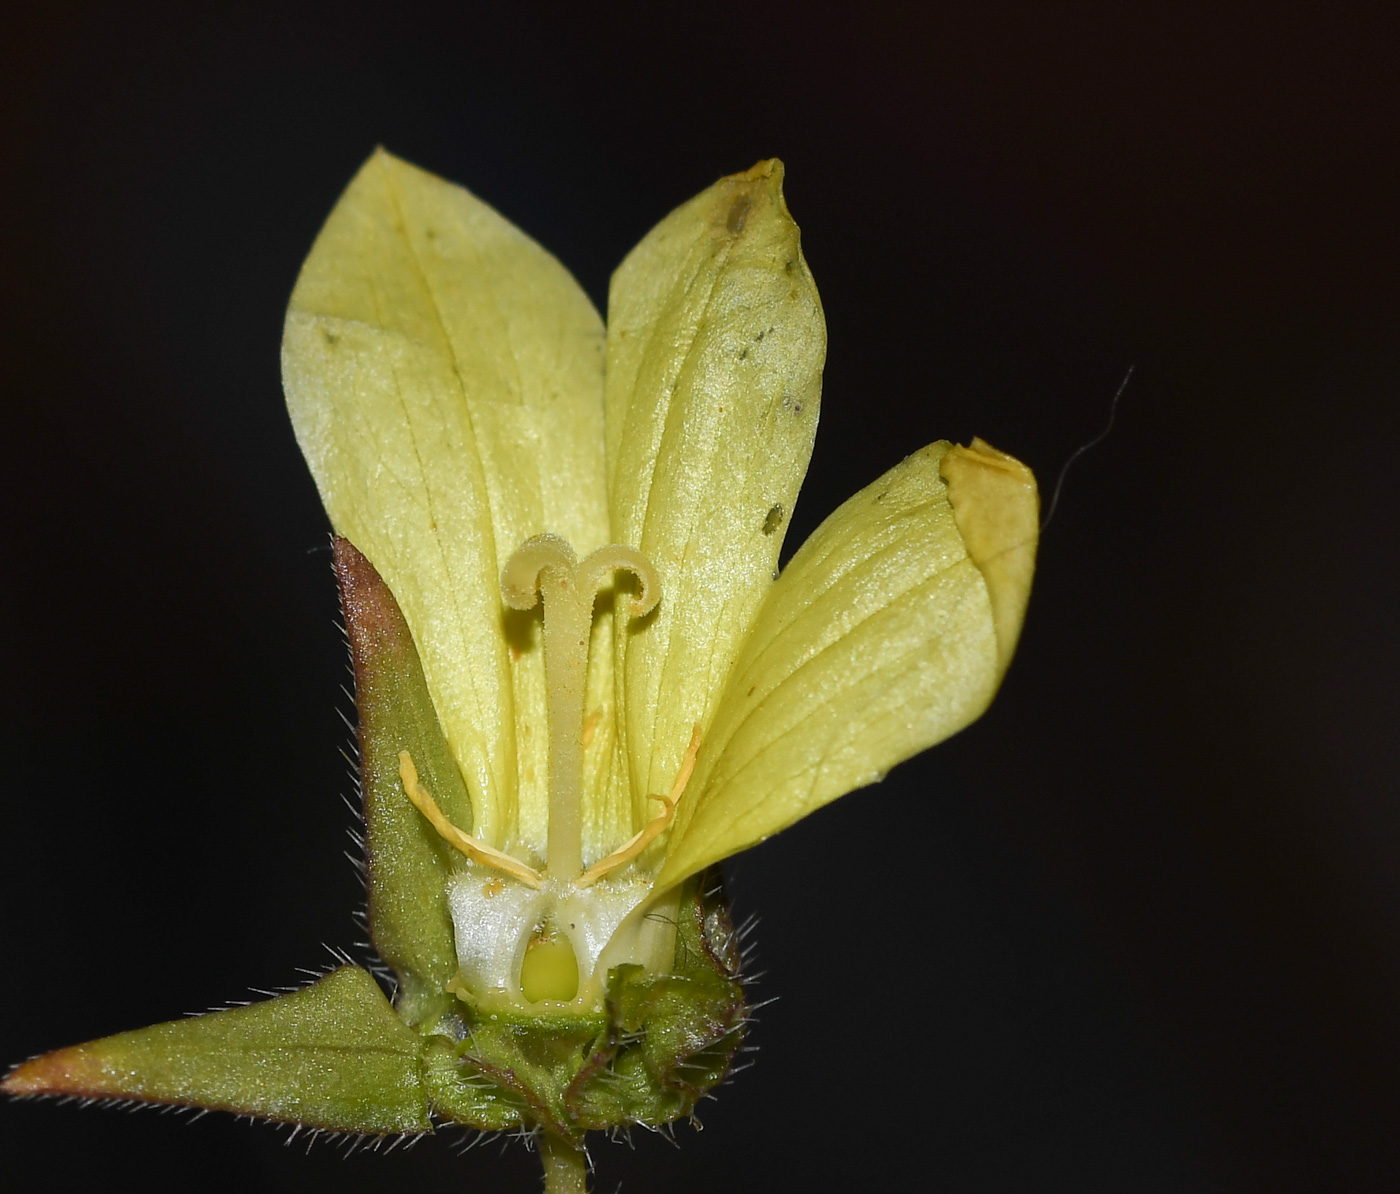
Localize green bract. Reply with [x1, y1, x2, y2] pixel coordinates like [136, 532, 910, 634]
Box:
[5, 152, 1038, 1190]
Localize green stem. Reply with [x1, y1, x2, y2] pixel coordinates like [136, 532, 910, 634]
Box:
[539, 1131, 589, 1194]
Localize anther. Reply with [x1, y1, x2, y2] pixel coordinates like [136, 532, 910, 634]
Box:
[399, 751, 543, 888]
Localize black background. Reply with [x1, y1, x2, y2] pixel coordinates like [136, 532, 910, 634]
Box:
[4, 3, 1399, 1190]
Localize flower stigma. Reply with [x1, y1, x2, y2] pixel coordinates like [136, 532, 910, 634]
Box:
[499, 534, 660, 882]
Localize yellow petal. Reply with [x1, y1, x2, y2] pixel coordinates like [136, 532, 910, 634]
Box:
[656, 440, 1038, 889]
[282, 150, 610, 853]
[604, 160, 826, 826]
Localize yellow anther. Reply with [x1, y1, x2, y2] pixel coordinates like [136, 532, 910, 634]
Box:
[501, 535, 661, 882]
[399, 751, 543, 888]
[577, 723, 702, 888]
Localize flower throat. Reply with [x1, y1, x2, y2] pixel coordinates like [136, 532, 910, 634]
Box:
[395, 534, 700, 1005]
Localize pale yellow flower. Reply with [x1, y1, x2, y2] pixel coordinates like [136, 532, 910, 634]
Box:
[281, 150, 1037, 1010]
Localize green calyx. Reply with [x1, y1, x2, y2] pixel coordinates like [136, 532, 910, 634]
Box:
[425, 872, 745, 1137]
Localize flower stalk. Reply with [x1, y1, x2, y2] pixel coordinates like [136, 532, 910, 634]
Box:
[539, 1131, 590, 1194]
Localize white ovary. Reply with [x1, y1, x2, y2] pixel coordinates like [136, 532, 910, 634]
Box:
[448, 867, 665, 1006]
[447, 870, 548, 1002]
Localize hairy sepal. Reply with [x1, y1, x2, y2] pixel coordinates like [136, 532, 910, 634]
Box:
[2, 967, 430, 1135]
[336, 536, 469, 1029]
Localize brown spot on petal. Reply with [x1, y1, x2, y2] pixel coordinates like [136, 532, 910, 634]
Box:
[726, 193, 753, 234]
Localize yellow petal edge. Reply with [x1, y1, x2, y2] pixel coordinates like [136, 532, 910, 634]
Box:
[939, 437, 1039, 676]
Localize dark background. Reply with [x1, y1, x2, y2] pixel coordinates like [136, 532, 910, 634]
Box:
[4, 3, 1399, 1190]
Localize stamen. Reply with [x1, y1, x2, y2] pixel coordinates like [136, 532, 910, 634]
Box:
[502, 535, 660, 881]
[399, 751, 543, 888]
[576, 723, 702, 888]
